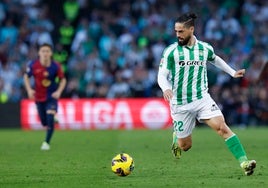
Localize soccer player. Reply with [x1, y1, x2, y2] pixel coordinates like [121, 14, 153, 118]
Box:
[157, 13, 256, 175]
[24, 43, 66, 151]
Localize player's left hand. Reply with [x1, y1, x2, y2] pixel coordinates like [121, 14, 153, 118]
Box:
[52, 91, 61, 99]
[234, 69, 245, 78]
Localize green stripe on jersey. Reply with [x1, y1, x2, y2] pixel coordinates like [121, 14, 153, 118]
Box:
[177, 45, 184, 105]
[187, 66, 194, 103]
[177, 67, 185, 105]
[196, 42, 204, 99]
[196, 66, 203, 99]
[186, 47, 195, 103]
[167, 49, 176, 86]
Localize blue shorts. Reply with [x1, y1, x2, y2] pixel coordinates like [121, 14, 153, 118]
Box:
[35, 99, 57, 126]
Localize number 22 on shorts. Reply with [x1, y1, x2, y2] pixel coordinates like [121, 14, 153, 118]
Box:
[173, 120, 184, 132]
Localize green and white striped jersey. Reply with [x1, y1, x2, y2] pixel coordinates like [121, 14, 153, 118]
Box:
[158, 39, 216, 105]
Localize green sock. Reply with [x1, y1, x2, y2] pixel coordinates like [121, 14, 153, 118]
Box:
[172, 132, 178, 144]
[225, 134, 248, 164]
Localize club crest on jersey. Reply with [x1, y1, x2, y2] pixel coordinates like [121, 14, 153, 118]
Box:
[42, 79, 51, 87]
[199, 50, 204, 57]
[178, 60, 204, 66]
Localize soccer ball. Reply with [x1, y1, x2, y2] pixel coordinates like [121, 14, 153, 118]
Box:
[111, 153, 134, 176]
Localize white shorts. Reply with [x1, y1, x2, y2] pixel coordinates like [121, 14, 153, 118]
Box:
[170, 94, 223, 138]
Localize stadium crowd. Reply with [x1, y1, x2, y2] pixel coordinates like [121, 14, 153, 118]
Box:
[0, 0, 267, 126]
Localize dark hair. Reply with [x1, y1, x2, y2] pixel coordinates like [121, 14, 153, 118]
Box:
[38, 43, 53, 51]
[175, 13, 197, 28]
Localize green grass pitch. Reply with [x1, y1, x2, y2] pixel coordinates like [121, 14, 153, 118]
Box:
[0, 127, 267, 188]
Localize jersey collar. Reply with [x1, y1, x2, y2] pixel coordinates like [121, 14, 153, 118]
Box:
[185, 36, 197, 50]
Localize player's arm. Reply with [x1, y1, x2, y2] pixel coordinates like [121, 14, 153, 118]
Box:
[157, 58, 173, 101]
[23, 74, 35, 99]
[213, 55, 245, 78]
[52, 77, 66, 99]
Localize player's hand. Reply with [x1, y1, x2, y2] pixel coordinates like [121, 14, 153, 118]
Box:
[27, 89, 35, 99]
[234, 69, 245, 78]
[163, 89, 173, 101]
[52, 91, 61, 99]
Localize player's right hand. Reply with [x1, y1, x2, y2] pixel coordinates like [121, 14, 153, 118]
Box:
[27, 89, 35, 99]
[163, 89, 173, 101]
[234, 69, 245, 78]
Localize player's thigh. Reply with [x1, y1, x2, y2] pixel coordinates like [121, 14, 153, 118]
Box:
[171, 105, 196, 139]
[35, 102, 47, 125]
[45, 99, 58, 115]
[196, 94, 223, 122]
[196, 96, 233, 138]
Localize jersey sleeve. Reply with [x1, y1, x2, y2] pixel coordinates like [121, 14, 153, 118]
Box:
[206, 43, 216, 61]
[213, 55, 236, 77]
[25, 61, 33, 77]
[55, 62, 65, 79]
[157, 49, 172, 92]
[160, 45, 174, 70]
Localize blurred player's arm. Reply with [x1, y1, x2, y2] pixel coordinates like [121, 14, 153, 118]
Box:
[23, 74, 35, 99]
[157, 58, 173, 101]
[213, 55, 245, 78]
[52, 77, 67, 99]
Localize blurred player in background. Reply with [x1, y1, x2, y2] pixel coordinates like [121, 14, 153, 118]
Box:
[24, 43, 66, 150]
[157, 13, 256, 175]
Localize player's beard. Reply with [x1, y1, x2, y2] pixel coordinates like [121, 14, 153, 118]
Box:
[178, 35, 191, 46]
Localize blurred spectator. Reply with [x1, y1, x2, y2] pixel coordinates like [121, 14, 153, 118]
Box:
[63, 0, 80, 23]
[59, 19, 75, 51]
[258, 61, 268, 87]
[0, 18, 18, 46]
[251, 88, 268, 125]
[53, 43, 68, 66]
[0, 77, 8, 103]
[107, 71, 130, 98]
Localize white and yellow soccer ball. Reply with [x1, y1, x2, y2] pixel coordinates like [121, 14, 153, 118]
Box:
[111, 153, 134, 176]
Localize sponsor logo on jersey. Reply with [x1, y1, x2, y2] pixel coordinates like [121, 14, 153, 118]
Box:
[43, 71, 49, 77]
[178, 60, 204, 66]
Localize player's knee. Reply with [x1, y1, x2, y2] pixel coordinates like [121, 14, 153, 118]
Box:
[216, 121, 231, 137]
